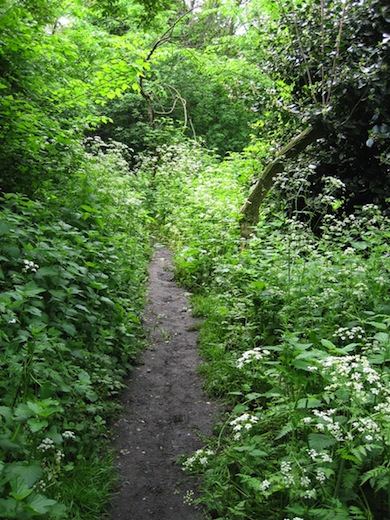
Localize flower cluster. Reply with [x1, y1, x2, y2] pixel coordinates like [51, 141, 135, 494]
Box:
[303, 353, 389, 447]
[306, 448, 333, 464]
[275, 168, 311, 192]
[333, 326, 365, 342]
[54, 449, 65, 465]
[62, 430, 76, 440]
[183, 448, 214, 471]
[322, 176, 346, 192]
[37, 438, 55, 452]
[23, 259, 39, 273]
[307, 409, 344, 441]
[280, 460, 294, 487]
[230, 413, 259, 440]
[259, 479, 271, 491]
[351, 418, 380, 441]
[183, 490, 195, 505]
[321, 355, 383, 397]
[236, 347, 270, 369]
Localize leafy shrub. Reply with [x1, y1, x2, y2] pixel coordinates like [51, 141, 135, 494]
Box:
[142, 133, 390, 518]
[0, 140, 150, 518]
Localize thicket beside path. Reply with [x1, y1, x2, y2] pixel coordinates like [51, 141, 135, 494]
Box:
[110, 246, 221, 519]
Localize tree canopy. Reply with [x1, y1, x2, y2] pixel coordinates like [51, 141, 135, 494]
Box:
[1, 0, 388, 205]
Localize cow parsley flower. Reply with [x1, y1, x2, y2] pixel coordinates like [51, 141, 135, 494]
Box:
[259, 479, 271, 491]
[62, 430, 76, 440]
[236, 348, 270, 369]
[37, 438, 55, 452]
[23, 259, 40, 273]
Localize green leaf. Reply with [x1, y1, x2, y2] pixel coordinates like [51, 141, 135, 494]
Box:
[250, 280, 266, 290]
[10, 476, 34, 501]
[5, 462, 42, 487]
[321, 339, 337, 351]
[3, 242, 20, 257]
[297, 397, 322, 409]
[26, 493, 58, 514]
[0, 406, 13, 422]
[308, 433, 338, 450]
[367, 321, 387, 330]
[0, 222, 12, 234]
[27, 418, 49, 432]
[27, 306, 43, 317]
[245, 392, 263, 401]
[276, 422, 293, 440]
[23, 283, 46, 298]
[36, 267, 58, 277]
[100, 296, 115, 306]
[350, 241, 368, 250]
[61, 323, 76, 336]
[27, 399, 62, 417]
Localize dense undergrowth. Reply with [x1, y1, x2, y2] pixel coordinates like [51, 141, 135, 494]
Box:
[142, 140, 390, 519]
[0, 140, 150, 519]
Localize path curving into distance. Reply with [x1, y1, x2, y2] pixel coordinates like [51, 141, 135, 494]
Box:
[110, 245, 221, 520]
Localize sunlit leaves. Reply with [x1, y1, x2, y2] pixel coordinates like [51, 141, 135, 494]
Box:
[0, 139, 150, 518]
[0, 0, 148, 194]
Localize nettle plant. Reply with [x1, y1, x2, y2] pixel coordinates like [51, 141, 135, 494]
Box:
[0, 142, 150, 518]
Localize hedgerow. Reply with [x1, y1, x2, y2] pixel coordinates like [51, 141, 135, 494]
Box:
[0, 140, 150, 519]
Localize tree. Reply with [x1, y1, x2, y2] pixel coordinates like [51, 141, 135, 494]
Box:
[239, 0, 389, 236]
[91, 0, 272, 156]
[0, 0, 146, 195]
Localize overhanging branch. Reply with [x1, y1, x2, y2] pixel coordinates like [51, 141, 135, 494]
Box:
[239, 125, 325, 238]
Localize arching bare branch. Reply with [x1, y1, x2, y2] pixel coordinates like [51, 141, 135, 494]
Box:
[139, 9, 193, 127]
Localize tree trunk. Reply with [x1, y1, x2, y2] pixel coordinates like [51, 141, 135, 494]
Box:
[239, 125, 324, 238]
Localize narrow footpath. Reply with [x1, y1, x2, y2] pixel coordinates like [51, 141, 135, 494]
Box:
[110, 246, 221, 520]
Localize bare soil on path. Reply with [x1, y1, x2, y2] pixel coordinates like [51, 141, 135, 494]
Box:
[110, 246, 221, 520]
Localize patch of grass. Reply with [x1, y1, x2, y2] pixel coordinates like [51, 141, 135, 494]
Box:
[59, 451, 117, 520]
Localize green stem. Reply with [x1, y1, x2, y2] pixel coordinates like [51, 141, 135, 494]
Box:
[11, 422, 21, 443]
[333, 457, 346, 499]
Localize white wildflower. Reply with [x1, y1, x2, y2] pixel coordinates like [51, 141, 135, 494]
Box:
[259, 479, 271, 491]
[62, 430, 76, 440]
[37, 438, 55, 452]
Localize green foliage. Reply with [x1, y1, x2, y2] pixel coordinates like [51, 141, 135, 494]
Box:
[260, 0, 390, 209]
[0, 141, 150, 518]
[151, 47, 269, 155]
[141, 129, 390, 518]
[0, 0, 146, 195]
[1, 1, 389, 519]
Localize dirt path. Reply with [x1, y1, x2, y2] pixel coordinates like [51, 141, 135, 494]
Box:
[110, 246, 221, 520]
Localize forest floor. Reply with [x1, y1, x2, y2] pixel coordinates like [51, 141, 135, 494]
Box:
[109, 245, 222, 520]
